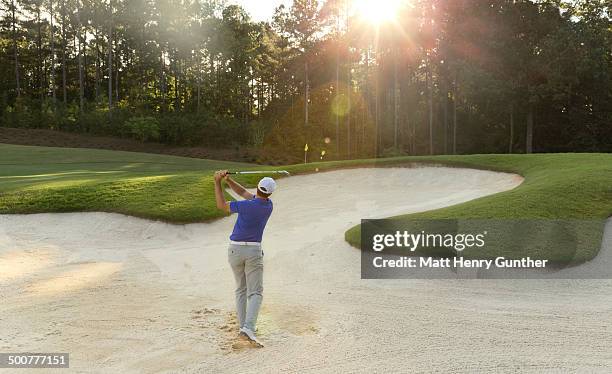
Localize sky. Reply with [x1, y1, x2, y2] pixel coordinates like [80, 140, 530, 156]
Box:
[228, 0, 293, 22]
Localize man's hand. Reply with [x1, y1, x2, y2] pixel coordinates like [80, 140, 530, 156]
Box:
[214, 170, 229, 182]
[213, 170, 231, 212]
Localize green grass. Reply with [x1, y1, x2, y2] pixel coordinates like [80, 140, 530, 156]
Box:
[339, 153, 612, 263]
[1, 144, 610, 261]
[0, 144, 252, 222]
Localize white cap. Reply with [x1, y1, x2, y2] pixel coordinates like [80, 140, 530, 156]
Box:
[257, 177, 277, 194]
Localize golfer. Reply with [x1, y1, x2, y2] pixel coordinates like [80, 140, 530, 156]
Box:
[213, 170, 275, 346]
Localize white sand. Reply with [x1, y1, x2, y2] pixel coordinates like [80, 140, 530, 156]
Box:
[1, 166, 611, 373]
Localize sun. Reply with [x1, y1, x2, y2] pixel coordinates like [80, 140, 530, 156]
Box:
[354, 0, 403, 25]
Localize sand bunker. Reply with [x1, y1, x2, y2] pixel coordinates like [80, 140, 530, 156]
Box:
[2, 167, 611, 372]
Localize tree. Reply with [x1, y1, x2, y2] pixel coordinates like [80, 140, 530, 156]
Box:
[0, 0, 608, 158]
[274, 0, 321, 132]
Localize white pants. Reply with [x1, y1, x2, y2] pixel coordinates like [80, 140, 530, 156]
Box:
[228, 244, 263, 331]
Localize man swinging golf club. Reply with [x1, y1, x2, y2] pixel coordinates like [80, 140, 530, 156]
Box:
[213, 170, 276, 347]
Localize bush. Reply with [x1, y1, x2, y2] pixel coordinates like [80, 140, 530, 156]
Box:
[250, 120, 267, 147]
[159, 115, 198, 145]
[124, 116, 160, 142]
[1, 97, 36, 128]
[76, 107, 109, 134]
[157, 114, 249, 147]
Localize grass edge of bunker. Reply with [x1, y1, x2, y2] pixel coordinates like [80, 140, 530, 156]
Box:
[343, 153, 612, 264]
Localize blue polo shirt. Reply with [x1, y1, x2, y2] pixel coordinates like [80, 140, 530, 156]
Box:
[229, 195, 273, 242]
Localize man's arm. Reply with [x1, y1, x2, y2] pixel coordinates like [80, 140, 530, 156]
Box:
[218, 169, 254, 199]
[214, 171, 230, 212]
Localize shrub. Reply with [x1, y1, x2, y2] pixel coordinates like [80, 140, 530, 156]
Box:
[125, 116, 160, 142]
[250, 120, 267, 147]
[1, 97, 36, 128]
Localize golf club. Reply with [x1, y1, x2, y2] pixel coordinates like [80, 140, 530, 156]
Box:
[228, 170, 290, 175]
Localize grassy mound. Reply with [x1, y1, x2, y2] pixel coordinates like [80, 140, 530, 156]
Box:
[0, 144, 251, 222]
[342, 153, 612, 263]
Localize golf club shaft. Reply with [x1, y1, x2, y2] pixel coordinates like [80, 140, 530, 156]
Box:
[228, 170, 290, 175]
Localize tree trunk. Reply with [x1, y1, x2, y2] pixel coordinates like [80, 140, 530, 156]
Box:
[197, 51, 201, 113]
[452, 79, 457, 155]
[160, 50, 166, 107]
[76, 6, 84, 114]
[427, 66, 433, 155]
[61, 0, 67, 104]
[261, 78, 265, 118]
[140, 24, 146, 96]
[11, 0, 21, 97]
[509, 103, 514, 153]
[363, 47, 369, 155]
[346, 63, 351, 158]
[374, 49, 379, 157]
[83, 27, 88, 98]
[197, 74, 201, 113]
[37, 5, 43, 103]
[405, 73, 412, 154]
[108, 14, 113, 117]
[290, 91, 294, 124]
[526, 105, 534, 153]
[174, 54, 179, 110]
[216, 56, 220, 110]
[393, 54, 399, 151]
[345, 4, 351, 158]
[304, 60, 309, 128]
[95, 28, 100, 99]
[115, 45, 119, 103]
[50, 0, 56, 105]
[77, 35, 84, 112]
[443, 84, 449, 154]
[335, 61, 339, 156]
[335, 12, 340, 157]
[411, 76, 416, 155]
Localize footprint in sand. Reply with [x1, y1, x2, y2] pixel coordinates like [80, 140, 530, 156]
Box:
[257, 304, 320, 337]
[218, 312, 265, 352]
[219, 304, 320, 352]
[191, 307, 220, 320]
[230, 334, 263, 351]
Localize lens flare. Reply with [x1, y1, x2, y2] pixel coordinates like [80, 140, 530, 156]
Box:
[331, 94, 350, 117]
[354, 0, 403, 25]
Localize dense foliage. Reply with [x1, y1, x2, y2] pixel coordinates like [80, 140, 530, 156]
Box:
[0, 0, 609, 161]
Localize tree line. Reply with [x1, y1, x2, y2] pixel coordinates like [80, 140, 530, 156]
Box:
[0, 0, 609, 162]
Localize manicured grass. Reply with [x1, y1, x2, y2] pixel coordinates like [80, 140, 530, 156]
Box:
[1, 144, 610, 261]
[340, 153, 612, 263]
[0, 144, 252, 222]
